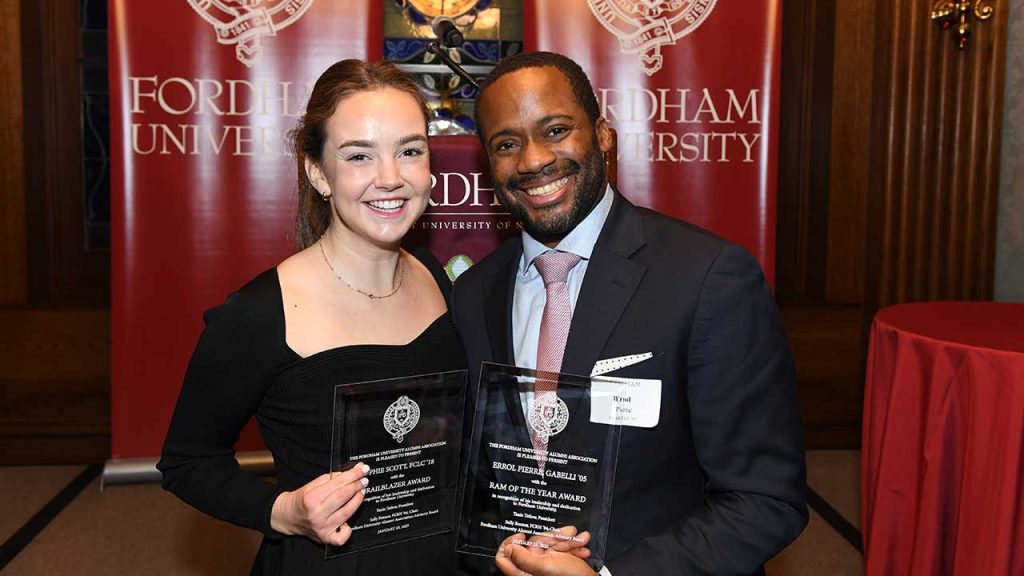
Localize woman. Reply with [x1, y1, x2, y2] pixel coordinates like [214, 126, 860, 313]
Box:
[158, 60, 465, 575]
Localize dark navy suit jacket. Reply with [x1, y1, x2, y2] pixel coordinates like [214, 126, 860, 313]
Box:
[450, 191, 807, 576]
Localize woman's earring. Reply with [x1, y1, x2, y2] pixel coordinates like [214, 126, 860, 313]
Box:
[320, 192, 331, 202]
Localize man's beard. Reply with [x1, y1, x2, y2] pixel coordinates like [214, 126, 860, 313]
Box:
[495, 140, 607, 243]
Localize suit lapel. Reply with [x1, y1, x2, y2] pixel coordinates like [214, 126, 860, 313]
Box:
[561, 192, 647, 378]
[480, 196, 646, 451]
[482, 241, 520, 366]
[477, 244, 534, 448]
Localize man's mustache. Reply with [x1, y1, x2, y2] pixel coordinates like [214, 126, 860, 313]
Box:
[505, 159, 581, 190]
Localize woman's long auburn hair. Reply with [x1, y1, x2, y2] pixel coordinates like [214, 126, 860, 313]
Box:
[291, 60, 430, 250]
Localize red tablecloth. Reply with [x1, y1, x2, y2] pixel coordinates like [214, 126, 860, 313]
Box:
[862, 302, 1024, 575]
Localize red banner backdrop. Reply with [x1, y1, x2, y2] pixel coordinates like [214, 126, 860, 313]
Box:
[109, 0, 383, 460]
[527, 0, 781, 282]
[404, 136, 517, 277]
[109, 1, 779, 464]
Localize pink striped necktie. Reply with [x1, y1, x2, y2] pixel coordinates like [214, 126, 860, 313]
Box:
[531, 250, 582, 458]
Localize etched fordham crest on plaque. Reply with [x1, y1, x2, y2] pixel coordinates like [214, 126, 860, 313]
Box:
[528, 395, 569, 443]
[383, 395, 421, 443]
[187, 0, 314, 67]
[459, 364, 622, 569]
[587, 0, 718, 76]
[330, 371, 466, 557]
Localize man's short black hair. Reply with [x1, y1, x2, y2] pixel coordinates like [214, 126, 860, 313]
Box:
[474, 51, 601, 139]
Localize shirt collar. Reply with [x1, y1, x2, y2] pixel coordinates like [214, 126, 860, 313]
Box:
[520, 185, 615, 276]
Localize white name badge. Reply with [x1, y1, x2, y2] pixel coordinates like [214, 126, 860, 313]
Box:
[589, 377, 661, 428]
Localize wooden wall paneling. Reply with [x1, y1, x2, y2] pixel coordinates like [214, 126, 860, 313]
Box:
[866, 0, 1007, 312]
[777, 0, 835, 300]
[21, 0, 108, 305]
[866, 2, 903, 314]
[919, 0, 948, 301]
[42, 0, 88, 301]
[0, 309, 110, 464]
[964, 6, 1005, 299]
[824, 0, 875, 304]
[19, 0, 44, 300]
[776, 0, 812, 298]
[3, 0, 112, 464]
[777, 0, 866, 448]
[0, 0, 27, 305]
[781, 302, 865, 448]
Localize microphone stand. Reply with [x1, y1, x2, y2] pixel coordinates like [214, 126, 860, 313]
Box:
[426, 41, 481, 90]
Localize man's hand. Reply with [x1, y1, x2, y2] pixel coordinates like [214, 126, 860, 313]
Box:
[494, 526, 597, 576]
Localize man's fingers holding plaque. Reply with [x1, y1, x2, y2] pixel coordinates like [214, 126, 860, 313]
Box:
[505, 541, 598, 573]
[495, 527, 596, 576]
[538, 526, 591, 557]
[496, 533, 534, 576]
[514, 526, 591, 558]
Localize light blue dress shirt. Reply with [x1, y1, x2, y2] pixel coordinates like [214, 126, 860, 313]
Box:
[512, 186, 614, 407]
[511, 185, 616, 575]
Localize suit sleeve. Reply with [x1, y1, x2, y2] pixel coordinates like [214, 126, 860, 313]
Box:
[449, 278, 500, 576]
[605, 244, 808, 575]
[157, 292, 287, 539]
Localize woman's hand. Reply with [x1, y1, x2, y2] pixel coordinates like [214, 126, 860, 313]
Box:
[270, 463, 369, 546]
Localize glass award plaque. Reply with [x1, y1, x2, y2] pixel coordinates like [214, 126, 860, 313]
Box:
[457, 363, 622, 570]
[326, 370, 466, 558]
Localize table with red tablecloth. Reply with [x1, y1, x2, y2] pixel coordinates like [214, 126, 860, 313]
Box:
[862, 302, 1024, 575]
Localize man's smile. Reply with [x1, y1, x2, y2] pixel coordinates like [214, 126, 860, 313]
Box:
[524, 176, 569, 197]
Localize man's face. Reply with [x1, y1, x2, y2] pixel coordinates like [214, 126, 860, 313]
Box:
[478, 66, 612, 246]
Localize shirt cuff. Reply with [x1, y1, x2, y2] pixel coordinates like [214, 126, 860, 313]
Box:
[599, 566, 613, 576]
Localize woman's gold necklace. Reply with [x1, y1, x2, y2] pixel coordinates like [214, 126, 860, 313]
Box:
[318, 236, 403, 300]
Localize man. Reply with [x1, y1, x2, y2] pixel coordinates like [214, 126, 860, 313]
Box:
[450, 51, 807, 576]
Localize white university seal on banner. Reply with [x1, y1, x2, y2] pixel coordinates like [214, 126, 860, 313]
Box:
[587, 0, 718, 76]
[529, 395, 570, 444]
[187, 0, 314, 67]
[383, 395, 421, 443]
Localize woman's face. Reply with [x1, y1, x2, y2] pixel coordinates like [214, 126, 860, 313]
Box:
[307, 88, 430, 250]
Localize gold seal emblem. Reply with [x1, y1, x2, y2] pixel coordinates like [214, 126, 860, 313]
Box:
[187, 0, 314, 67]
[587, 0, 718, 76]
